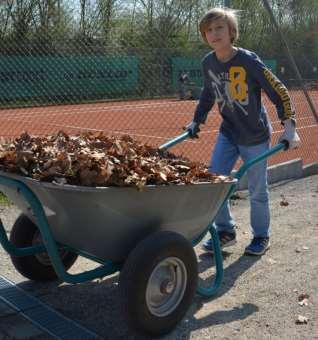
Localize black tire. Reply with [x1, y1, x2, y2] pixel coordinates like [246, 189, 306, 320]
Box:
[9, 214, 78, 281]
[119, 230, 198, 337]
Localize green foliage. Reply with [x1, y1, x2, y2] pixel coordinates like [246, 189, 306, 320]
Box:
[0, 192, 11, 206]
[0, 1, 316, 57]
[0, 0, 317, 101]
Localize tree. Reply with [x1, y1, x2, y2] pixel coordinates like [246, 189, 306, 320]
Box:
[7, 0, 37, 40]
[0, 2, 12, 40]
[98, 0, 117, 41]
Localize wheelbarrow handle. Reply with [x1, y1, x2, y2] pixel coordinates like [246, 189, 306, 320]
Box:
[234, 140, 288, 180]
[159, 131, 190, 150]
[159, 133, 288, 179]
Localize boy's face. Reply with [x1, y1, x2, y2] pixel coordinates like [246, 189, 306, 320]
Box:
[204, 18, 233, 51]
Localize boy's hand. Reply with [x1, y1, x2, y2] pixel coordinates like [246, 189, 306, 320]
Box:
[184, 121, 200, 138]
[279, 119, 300, 149]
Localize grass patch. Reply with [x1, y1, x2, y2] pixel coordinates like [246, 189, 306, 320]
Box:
[0, 192, 11, 206]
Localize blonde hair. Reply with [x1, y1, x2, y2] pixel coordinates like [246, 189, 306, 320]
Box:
[199, 8, 239, 44]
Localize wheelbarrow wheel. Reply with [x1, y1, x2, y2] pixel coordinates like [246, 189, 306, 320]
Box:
[9, 214, 78, 281]
[119, 230, 197, 337]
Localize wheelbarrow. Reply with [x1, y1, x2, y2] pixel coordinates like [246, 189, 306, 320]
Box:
[0, 132, 287, 336]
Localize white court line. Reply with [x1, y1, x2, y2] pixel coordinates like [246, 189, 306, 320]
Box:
[201, 124, 317, 135]
[2, 108, 315, 128]
[265, 98, 316, 106]
[0, 100, 187, 117]
[269, 115, 317, 125]
[151, 123, 318, 142]
[0, 107, 195, 120]
[1, 109, 314, 132]
[0, 115, 179, 141]
[0, 113, 201, 143]
[0, 113, 316, 143]
[1, 108, 317, 132]
[0, 97, 314, 123]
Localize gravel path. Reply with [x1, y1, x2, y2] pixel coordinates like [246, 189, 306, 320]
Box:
[0, 175, 317, 339]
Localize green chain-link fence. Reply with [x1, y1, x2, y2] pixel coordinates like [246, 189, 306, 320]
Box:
[0, 0, 317, 167]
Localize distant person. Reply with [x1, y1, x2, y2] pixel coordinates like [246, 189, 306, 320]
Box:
[184, 7, 300, 255]
[178, 72, 191, 100]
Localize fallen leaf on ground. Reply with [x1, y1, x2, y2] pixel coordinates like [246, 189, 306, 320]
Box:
[230, 192, 246, 200]
[298, 293, 310, 302]
[280, 194, 289, 206]
[298, 298, 309, 306]
[267, 258, 277, 265]
[296, 315, 309, 324]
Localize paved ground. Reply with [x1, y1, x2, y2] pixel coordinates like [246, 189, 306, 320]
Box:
[0, 175, 317, 339]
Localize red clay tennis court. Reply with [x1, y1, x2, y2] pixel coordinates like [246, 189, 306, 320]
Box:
[0, 89, 317, 167]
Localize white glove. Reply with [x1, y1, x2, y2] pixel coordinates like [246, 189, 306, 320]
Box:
[184, 121, 200, 138]
[279, 119, 300, 149]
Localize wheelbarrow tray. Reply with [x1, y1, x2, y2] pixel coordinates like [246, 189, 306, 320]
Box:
[0, 171, 237, 262]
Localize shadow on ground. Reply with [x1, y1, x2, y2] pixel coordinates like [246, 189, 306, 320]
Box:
[16, 252, 260, 340]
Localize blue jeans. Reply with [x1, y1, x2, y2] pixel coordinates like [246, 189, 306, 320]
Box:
[209, 133, 270, 238]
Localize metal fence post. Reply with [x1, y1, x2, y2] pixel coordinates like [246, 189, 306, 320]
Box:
[262, 0, 318, 122]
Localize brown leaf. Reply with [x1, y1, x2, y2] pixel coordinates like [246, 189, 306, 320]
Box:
[298, 293, 310, 302]
[296, 315, 309, 324]
[280, 194, 289, 206]
[159, 172, 167, 182]
[0, 131, 233, 188]
[298, 298, 309, 306]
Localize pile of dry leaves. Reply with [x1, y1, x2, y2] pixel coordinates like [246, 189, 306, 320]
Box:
[0, 131, 232, 188]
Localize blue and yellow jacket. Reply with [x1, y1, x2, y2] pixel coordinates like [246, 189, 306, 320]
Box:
[194, 48, 295, 145]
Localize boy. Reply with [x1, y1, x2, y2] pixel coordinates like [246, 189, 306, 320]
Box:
[185, 8, 300, 255]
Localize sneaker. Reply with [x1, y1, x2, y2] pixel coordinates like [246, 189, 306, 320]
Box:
[244, 237, 270, 256]
[202, 230, 237, 253]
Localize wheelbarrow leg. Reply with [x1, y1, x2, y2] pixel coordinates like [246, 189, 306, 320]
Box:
[0, 176, 120, 284]
[0, 218, 46, 256]
[195, 143, 287, 298]
[196, 223, 224, 298]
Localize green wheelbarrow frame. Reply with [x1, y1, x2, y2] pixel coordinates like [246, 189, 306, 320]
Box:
[0, 132, 286, 297]
[160, 132, 287, 297]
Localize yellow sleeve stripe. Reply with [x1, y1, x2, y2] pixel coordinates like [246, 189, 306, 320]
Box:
[264, 69, 295, 119]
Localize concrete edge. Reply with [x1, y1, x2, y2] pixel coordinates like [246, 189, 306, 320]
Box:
[303, 161, 318, 178]
[233, 159, 318, 191]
